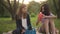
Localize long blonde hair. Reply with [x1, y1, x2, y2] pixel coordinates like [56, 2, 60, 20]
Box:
[16, 4, 27, 19]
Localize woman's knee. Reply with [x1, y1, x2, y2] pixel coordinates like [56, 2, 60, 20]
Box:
[44, 19, 49, 24]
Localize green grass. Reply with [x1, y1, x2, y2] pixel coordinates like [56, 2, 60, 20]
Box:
[0, 18, 16, 34]
[55, 19, 60, 33]
[0, 17, 60, 34]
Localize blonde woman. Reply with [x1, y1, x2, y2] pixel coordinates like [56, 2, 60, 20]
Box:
[12, 4, 32, 34]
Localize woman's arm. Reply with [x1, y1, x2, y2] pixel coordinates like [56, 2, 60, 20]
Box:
[44, 16, 57, 18]
[27, 14, 32, 30]
[36, 12, 44, 25]
[44, 13, 57, 19]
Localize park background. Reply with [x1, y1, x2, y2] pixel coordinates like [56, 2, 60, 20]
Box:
[0, 0, 60, 34]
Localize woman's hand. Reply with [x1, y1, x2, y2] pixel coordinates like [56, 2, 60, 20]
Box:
[42, 14, 57, 19]
[42, 15, 45, 18]
[21, 29, 26, 34]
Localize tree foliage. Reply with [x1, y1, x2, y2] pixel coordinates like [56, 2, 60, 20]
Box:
[28, 1, 40, 15]
[0, 0, 19, 20]
[48, 0, 60, 18]
[1, 0, 60, 19]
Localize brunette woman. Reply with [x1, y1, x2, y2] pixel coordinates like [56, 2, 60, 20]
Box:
[36, 4, 58, 34]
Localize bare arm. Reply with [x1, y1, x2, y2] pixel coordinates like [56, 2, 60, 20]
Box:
[44, 13, 57, 19]
[44, 16, 57, 18]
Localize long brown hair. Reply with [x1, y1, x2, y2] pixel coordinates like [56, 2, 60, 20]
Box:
[16, 4, 27, 19]
[40, 4, 50, 16]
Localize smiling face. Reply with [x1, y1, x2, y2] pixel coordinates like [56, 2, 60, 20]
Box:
[17, 4, 28, 19]
[22, 6, 27, 14]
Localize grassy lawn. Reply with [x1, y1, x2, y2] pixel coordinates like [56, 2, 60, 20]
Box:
[0, 18, 16, 34]
[0, 17, 60, 34]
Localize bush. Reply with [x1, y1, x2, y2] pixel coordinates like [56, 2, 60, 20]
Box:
[31, 13, 36, 17]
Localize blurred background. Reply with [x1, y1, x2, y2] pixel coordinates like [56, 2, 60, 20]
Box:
[0, 0, 60, 34]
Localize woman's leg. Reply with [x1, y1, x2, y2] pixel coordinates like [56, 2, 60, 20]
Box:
[49, 19, 56, 34]
[44, 19, 49, 34]
[38, 25, 45, 33]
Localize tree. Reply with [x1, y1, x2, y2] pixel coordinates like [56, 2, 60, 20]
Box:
[0, 4, 5, 17]
[57, 0, 60, 18]
[0, 0, 8, 17]
[28, 1, 40, 14]
[0, 0, 19, 20]
[48, 0, 60, 18]
[52, 0, 60, 18]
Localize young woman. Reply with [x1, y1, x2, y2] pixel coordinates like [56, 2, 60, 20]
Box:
[12, 4, 32, 34]
[36, 4, 58, 34]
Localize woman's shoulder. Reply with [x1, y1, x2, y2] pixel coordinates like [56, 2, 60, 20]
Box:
[38, 12, 43, 15]
[39, 12, 43, 14]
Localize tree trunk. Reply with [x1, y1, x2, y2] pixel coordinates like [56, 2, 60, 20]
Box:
[12, 0, 17, 20]
[57, 0, 60, 18]
[11, 13, 15, 20]
[7, 0, 15, 20]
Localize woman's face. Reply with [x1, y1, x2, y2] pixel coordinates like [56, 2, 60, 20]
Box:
[42, 6, 44, 12]
[22, 6, 27, 13]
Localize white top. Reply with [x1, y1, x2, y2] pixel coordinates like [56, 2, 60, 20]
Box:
[22, 18, 28, 29]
